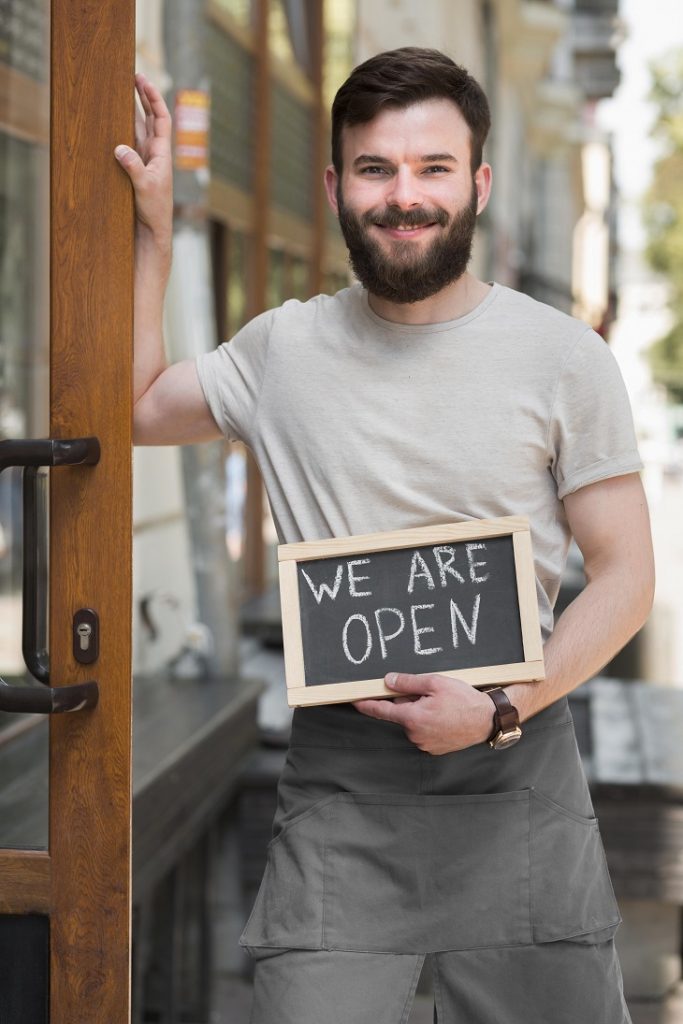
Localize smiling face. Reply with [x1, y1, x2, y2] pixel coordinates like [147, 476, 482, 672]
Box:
[325, 98, 491, 304]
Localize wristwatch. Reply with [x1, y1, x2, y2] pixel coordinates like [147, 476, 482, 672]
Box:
[482, 686, 522, 749]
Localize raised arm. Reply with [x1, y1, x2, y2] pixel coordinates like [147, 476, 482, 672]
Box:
[114, 73, 221, 445]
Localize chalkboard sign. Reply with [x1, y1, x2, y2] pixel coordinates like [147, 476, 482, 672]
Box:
[278, 516, 545, 707]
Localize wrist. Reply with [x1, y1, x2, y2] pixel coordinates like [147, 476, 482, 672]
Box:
[478, 699, 495, 744]
[135, 221, 172, 261]
[502, 682, 541, 724]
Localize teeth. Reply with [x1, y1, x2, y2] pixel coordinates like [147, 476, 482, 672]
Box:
[376, 224, 432, 231]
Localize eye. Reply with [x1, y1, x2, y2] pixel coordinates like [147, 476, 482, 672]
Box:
[359, 166, 389, 175]
[423, 165, 450, 174]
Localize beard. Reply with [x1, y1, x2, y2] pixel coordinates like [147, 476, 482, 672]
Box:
[337, 181, 479, 305]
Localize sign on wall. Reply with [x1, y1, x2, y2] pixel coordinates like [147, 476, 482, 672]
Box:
[174, 89, 209, 171]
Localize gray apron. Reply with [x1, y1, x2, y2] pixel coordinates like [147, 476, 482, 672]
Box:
[240, 694, 621, 956]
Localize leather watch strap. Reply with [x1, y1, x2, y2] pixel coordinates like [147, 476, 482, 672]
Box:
[481, 685, 522, 748]
[486, 687, 519, 731]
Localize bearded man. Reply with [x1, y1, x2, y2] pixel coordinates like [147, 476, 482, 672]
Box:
[117, 47, 652, 1024]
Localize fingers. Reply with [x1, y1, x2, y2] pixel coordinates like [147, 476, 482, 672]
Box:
[136, 73, 154, 118]
[385, 671, 437, 696]
[114, 145, 146, 186]
[134, 104, 147, 150]
[352, 697, 414, 726]
[135, 74, 155, 142]
[120, 73, 173, 170]
[134, 126, 145, 152]
[135, 72, 172, 139]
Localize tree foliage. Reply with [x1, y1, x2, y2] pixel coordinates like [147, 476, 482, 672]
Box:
[648, 322, 683, 403]
[644, 49, 683, 400]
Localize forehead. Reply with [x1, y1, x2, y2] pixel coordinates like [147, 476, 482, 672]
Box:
[341, 98, 472, 165]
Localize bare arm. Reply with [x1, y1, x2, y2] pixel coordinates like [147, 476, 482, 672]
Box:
[353, 472, 655, 753]
[115, 74, 221, 445]
[506, 472, 655, 721]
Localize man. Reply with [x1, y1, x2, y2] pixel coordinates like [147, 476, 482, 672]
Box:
[116, 48, 653, 1024]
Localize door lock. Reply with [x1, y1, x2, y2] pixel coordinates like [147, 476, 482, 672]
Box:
[77, 623, 92, 651]
[73, 608, 99, 665]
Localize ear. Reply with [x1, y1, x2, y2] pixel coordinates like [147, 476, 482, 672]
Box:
[474, 162, 492, 215]
[324, 164, 340, 216]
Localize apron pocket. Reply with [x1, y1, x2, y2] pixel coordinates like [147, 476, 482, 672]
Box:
[239, 794, 338, 953]
[529, 788, 621, 943]
[324, 790, 532, 953]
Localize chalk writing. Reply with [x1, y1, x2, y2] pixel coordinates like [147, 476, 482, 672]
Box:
[296, 534, 524, 687]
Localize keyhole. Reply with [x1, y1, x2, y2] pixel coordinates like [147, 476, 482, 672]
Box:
[72, 608, 99, 664]
[77, 623, 92, 651]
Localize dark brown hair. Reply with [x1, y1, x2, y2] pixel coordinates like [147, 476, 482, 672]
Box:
[331, 47, 491, 174]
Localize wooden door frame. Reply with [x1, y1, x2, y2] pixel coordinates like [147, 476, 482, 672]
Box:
[0, 2, 135, 1021]
[49, 2, 135, 1019]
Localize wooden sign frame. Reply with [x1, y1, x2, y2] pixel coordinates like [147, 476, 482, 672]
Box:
[278, 515, 545, 707]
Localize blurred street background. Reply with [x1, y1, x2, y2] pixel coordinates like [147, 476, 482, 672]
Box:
[3, 0, 683, 1020]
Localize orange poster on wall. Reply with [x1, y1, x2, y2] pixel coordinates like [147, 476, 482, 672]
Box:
[174, 89, 210, 170]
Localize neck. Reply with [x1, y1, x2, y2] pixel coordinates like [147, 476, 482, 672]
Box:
[367, 273, 492, 326]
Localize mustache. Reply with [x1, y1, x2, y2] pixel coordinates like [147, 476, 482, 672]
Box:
[362, 206, 450, 230]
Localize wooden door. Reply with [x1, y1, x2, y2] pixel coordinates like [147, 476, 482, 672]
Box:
[0, 1, 135, 1021]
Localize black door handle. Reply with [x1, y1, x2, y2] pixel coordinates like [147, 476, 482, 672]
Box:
[0, 437, 100, 473]
[23, 466, 50, 683]
[0, 678, 98, 714]
[0, 437, 100, 714]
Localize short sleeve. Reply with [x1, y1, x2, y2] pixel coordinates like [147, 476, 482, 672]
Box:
[548, 328, 644, 500]
[194, 309, 274, 445]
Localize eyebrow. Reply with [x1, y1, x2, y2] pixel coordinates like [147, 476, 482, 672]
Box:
[353, 153, 458, 168]
[420, 153, 458, 163]
[353, 155, 393, 168]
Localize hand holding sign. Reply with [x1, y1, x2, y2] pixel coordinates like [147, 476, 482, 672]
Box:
[352, 671, 494, 755]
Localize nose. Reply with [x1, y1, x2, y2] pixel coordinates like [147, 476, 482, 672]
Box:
[384, 165, 423, 210]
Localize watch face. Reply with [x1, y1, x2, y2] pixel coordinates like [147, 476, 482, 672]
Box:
[489, 727, 522, 750]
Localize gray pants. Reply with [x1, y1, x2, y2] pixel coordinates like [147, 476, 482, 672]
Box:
[249, 942, 629, 1023]
[241, 696, 631, 1023]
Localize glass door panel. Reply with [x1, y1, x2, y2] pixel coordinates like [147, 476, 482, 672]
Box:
[0, 0, 50, 849]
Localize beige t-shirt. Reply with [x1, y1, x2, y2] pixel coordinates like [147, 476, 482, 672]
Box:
[196, 282, 643, 640]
